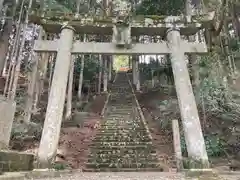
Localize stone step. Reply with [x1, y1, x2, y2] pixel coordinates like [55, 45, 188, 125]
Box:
[93, 136, 150, 141]
[92, 134, 151, 139]
[100, 123, 144, 127]
[85, 162, 162, 169]
[106, 115, 133, 118]
[93, 133, 150, 138]
[90, 141, 152, 147]
[109, 105, 133, 106]
[109, 103, 133, 105]
[83, 167, 164, 172]
[88, 152, 158, 159]
[97, 130, 149, 134]
[97, 128, 147, 131]
[96, 131, 149, 136]
[87, 157, 159, 165]
[92, 139, 152, 144]
[100, 122, 143, 126]
[90, 147, 156, 154]
[94, 132, 150, 136]
[89, 145, 154, 150]
[103, 120, 142, 123]
[85, 72, 163, 172]
[107, 111, 133, 114]
[108, 109, 133, 111]
[108, 110, 133, 112]
[101, 122, 144, 126]
[109, 107, 133, 109]
[102, 119, 142, 123]
[99, 127, 146, 131]
[99, 128, 148, 131]
[94, 133, 150, 137]
[103, 118, 142, 121]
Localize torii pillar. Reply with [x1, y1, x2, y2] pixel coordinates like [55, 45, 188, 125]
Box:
[167, 27, 209, 168]
[37, 25, 75, 167]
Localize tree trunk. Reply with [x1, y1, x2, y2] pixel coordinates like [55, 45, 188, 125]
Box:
[77, 55, 84, 99]
[48, 55, 54, 96]
[9, 25, 28, 99]
[232, 3, 240, 37]
[98, 55, 103, 94]
[9, 0, 33, 100]
[185, 0, 200, 88]
[103, 57, 108, 92]
[33, 72, 40, 112]
[76, 0, 81, 14]
[24, 53, 39, 123]
[65, 57, 74, 121]
[0, 19, 12, 75]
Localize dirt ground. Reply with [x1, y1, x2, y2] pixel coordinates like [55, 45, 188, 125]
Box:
[136, 88, 236, 170]
[21, 94, 107, 169]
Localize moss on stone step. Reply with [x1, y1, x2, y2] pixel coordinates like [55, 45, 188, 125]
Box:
[0, 150, 34, 172]
[86, 162, 162, 169]
[83, 167, 164, 172]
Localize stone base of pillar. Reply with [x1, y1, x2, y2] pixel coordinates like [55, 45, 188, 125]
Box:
[183, 158, 210, 169]
[0, 96, 16, 149]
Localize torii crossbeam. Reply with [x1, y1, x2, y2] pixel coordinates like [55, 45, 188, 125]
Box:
[34, 40, 207, 55]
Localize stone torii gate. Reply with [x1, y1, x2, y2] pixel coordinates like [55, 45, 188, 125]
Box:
[30, 12, 214, 168]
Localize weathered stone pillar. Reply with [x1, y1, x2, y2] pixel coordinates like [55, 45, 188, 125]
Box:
[37, 25, 75, 167]
[0, 96, 16, 149]
[77, 55, 84, 100]
[166, 28, 209, 168]
[136, 58, 140, 91]
[103, 57, 108, 92]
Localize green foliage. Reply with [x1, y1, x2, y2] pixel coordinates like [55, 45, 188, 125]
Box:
[113, 55, 129, 70]
[136, 0, 184, 15]
[229, 38, 240, 51]
[74, 55, 99, 82]
[52, 163, 68, 170]
[180, 134, 225, 157]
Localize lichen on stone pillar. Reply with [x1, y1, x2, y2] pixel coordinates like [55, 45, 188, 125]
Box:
[37, 25, 75, 168]
[166, 27, 209, 168]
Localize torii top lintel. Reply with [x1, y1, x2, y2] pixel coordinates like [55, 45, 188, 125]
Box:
[29, 11, 215, 36]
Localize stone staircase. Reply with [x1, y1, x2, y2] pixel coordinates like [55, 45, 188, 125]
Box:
[84, 72, 163, 172]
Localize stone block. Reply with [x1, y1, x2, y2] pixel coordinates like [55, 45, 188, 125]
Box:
[0, 150, 34, 172]
[25, 169, 72, 179]
[0, 97, 16, 149]
[184, 168, 214, 177]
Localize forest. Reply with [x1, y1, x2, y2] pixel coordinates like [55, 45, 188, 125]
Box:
[0, 0, 239, 176]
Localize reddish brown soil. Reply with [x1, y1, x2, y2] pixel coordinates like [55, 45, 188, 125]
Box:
[87, 94, 107, 114]
[56, 94, 106, 168]
[22, 93, 107, 169]
[57, 115, 101, 169]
